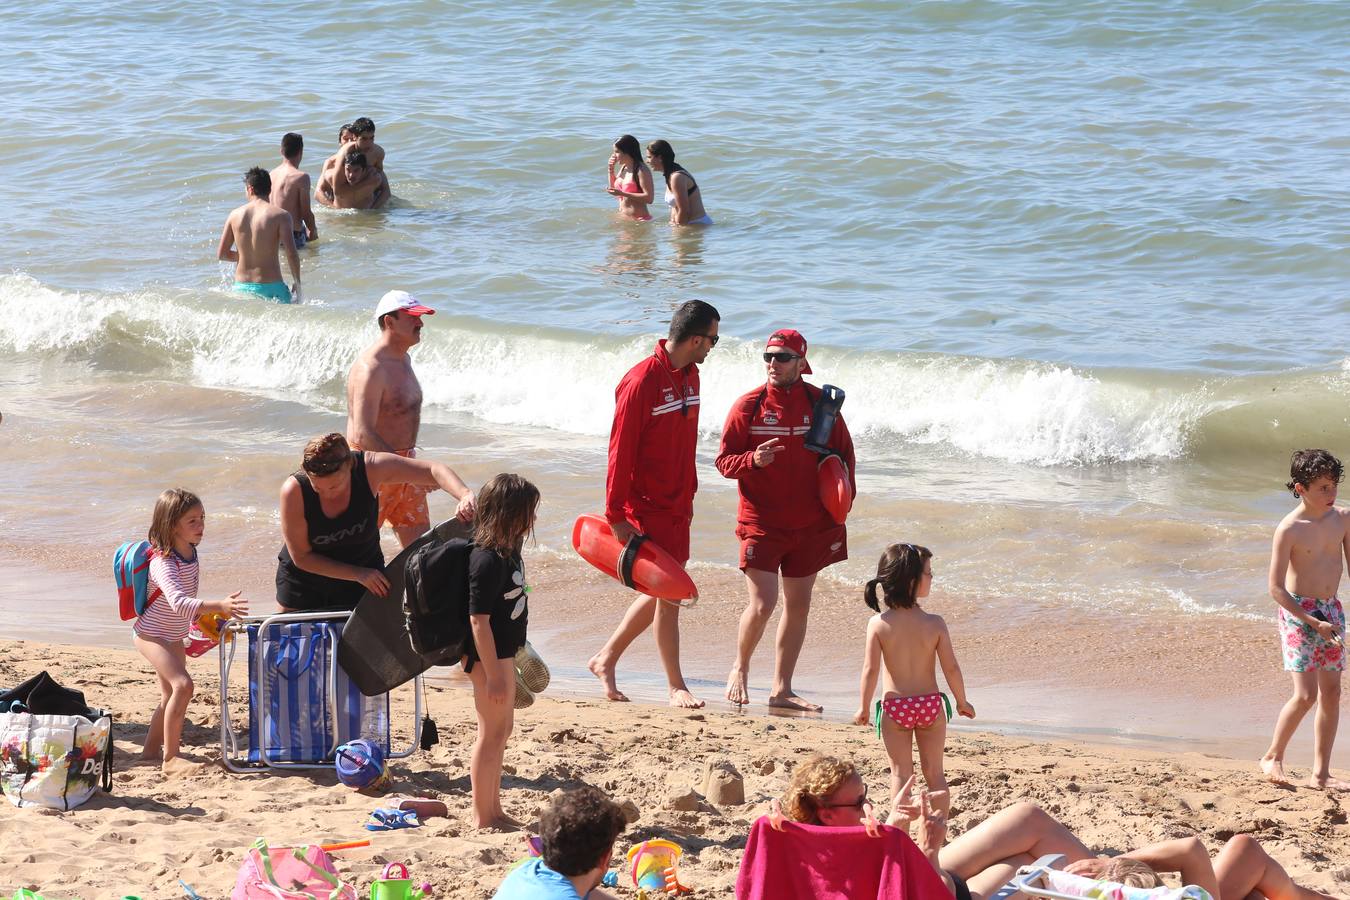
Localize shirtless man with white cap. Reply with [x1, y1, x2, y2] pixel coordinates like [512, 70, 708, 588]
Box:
[346, 290, 437, 547]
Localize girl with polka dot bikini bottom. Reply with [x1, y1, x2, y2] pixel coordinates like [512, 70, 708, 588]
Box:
[854, 543, 975, 823]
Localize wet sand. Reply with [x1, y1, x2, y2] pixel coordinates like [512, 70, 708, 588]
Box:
[0, 545, 1336, 768]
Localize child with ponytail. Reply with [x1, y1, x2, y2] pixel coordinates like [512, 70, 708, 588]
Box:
[853, 543, 973, 822]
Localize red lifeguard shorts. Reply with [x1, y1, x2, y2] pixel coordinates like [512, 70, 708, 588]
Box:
[628, 511, 692, 567]
[737, 521, 847, 578]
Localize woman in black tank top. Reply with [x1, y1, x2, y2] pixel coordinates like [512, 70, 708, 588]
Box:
[276, 443, 384, 611]
[276, 432, 479, 612]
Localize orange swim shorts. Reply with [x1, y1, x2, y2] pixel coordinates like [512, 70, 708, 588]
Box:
[375, 448, 434, 530]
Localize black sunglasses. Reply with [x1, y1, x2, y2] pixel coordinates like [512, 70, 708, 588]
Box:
[763, 352, 800, 364]
[694, 333, 719, 347]
[821, 789, 868, 810]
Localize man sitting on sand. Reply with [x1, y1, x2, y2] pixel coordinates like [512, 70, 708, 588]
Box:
[217, 167, 301, 303]
[493, 786, 626, 899]
[270, 132, 317, 249]
[316, 149, 389, 209]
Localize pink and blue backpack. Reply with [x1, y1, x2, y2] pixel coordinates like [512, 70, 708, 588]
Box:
[114, 540, 161, 620]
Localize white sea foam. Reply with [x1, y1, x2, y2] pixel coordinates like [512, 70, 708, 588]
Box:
[0, 275, 1260, 468]
[1162, 588, 1268, 623]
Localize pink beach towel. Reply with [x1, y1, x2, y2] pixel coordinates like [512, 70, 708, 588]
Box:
[735, 816, 949, 900]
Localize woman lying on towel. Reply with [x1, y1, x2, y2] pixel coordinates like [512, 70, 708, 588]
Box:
[781, 755, 1335, 900]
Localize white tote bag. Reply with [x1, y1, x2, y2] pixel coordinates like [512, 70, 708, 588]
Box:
[0, 711, 113, 810]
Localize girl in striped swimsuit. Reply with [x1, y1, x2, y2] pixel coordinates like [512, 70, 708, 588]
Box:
[132, 488, 248, 777]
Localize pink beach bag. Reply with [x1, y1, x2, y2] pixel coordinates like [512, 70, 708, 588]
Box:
[232, 838, 356, 900]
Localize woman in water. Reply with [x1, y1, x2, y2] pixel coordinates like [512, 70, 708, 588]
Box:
[646, 139, 712, 226]
[606, 134, 653, 221]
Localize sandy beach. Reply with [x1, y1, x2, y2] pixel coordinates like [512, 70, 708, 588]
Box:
[2, 637, 1347, 899]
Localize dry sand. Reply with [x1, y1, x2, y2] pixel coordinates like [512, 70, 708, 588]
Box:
[1, 638, 1347, 899]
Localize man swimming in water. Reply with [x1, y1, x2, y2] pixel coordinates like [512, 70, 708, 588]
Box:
[315, 150, 388, 209]
[217, 167, 301, 303]
[270, 132, 317, 248]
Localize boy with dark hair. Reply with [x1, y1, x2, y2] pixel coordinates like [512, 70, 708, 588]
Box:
[217, 166, 300, 303]
[493, 786, 627, 899]
[589, 300, 720, 709]
[1260, 448, 1349, 790]
[270, 132, 317, 248]
[349, 117, 384, 170]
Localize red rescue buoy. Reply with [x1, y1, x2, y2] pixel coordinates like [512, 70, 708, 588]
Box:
[571, 514, 698, 603]
[818, 454, 852, 524]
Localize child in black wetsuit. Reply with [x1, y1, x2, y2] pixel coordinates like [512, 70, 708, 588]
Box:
[463, 473, 541, 829]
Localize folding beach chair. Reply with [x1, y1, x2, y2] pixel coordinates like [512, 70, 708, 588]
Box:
[218, 611, 422, 772]
[993, 854, 1214, 900]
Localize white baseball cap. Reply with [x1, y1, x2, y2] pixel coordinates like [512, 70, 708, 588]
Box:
[374, 290, 435, 320]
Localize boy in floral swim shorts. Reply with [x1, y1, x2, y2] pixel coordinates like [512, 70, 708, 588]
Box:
[1260, 449, 1350, 790]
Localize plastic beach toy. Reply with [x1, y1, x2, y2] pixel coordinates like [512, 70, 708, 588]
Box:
[337, 738, 389, 790]
[197, 611, 228, 642]
[183, 611, 228, 657]
[370, 862, 430, 900]
[627, 839, 691, 893]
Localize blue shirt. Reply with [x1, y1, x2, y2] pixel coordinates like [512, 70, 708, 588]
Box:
[493, 859, 586, 900]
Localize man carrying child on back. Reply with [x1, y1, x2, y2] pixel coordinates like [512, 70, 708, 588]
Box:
[1260, 448, 1349, 790]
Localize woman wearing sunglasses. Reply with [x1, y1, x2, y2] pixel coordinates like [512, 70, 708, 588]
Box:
[779, 754, 1335, 900]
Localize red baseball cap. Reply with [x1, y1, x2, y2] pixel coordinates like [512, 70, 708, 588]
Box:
[766, 329, 812, 374]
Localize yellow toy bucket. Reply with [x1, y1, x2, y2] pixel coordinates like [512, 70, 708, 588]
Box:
[627, 838, 682, 891]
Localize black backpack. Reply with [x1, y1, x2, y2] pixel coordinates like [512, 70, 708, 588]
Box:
[402, 537, 474, 659]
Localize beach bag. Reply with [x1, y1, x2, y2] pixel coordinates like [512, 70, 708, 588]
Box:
[114, 540, 161, 620]
[232, 838, 356, 900]
[246, 619, 389, 765]
[402, 537, 473, 657]
[0, 673, 114, 810]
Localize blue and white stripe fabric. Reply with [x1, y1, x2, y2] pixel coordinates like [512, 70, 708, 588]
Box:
[246, 619, 389, 765]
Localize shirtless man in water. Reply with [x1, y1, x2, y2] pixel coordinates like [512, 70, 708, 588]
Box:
[316, 150, 388, 209]
[319, 118, 389, 208]
[217, 167, 301, 303]
[270, 133, 317, 248]
[346, 290, 435, 547]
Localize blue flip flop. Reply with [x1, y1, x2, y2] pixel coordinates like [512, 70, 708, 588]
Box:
[365, 808, 421, 831]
